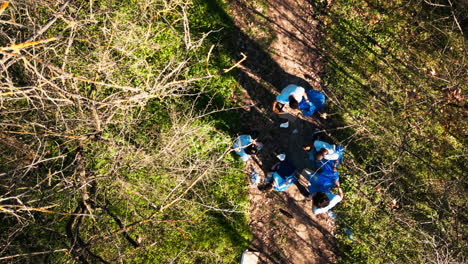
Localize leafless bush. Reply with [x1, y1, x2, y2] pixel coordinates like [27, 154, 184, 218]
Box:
[0, 0, 242, 262]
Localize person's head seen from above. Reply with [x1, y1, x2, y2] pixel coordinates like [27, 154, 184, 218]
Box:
[314, 148, 329, 161]
[245, 144, 258, 155]
[288, 95, 299, 109]
[313, 192, 330, 208]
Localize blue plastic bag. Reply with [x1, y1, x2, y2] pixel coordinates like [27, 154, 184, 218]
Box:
[299, 90, 326, 117]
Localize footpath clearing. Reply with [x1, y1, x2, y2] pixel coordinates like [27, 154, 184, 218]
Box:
[228, 0, 339, 263]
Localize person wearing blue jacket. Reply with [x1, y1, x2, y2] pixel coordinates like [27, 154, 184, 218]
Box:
[307, 170, 344, 215]
[265, 161, 297, 192]
[232, 132, 263, 162]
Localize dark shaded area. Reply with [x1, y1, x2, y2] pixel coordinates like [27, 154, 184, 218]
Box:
[207, 211, 250, 246]
[193, 1, 343, 262]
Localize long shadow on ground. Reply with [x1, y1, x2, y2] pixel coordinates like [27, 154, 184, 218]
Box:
[195, 0, 342, 263]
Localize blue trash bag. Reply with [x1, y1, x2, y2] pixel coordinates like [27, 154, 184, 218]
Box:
[299, 90, 326, 117]
[232, 135, 253, 162]
[250, 169, 260, 185]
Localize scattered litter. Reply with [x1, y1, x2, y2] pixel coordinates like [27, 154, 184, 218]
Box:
[344, 228, 355, 242]
[276, 153, 286, 161]
[279, 121, 289, 128]
[327, 210, 337, 220]
[250, 169, 260, 185]
[240, 249, 259, 264]
[255, 142, 264, 151]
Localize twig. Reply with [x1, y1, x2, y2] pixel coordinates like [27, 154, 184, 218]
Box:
[26, 0, 72, 42]
[423, 0, 449, 7]
[159, 146, 232, 213]
[223, 52, 247, 73]
[447, 0, 464, 35]
[0, 249, 69, 261]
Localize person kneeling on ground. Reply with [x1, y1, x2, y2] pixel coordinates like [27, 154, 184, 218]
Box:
[264, 161, 297, 192]
[232, 132, 263, 162]
[304, 139, 344, 172]
[272, 84, 326, 118]
[307, 170, 344, 215]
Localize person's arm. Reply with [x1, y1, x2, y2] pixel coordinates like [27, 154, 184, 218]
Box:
[333, 160, 338, 171]
[272, 101, 281, 114]
[333, 180, 344, 199]
[303, 144, 312, 151]
[270, 162, 280, 171]
[303, 90, 309, 102]
[318, 111, 327, 119]
[333, 179, 340, 188]
[337, 186, 344, 198]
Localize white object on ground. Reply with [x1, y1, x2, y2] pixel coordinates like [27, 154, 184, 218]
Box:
[276, 153, 286, 161]
[344, 228, 355, 242]
[240, 250, 260, 264]
[292, 128, 298, 134]
[327, 210, 337, 219]
[279, 121, 289, 128]
[250, 170, 260, 185]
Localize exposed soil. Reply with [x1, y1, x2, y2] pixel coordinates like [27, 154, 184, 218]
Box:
[228, 0, 338, 263]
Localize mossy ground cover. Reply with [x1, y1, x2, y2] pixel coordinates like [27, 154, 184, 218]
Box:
[313, 0, 466, 262]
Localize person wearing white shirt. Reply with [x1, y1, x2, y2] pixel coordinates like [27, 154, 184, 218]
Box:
[307, 172, 344, 215]
[311, 190, 343, 215]
[272, 84, 309, 114]
[310, 140, 340, 172]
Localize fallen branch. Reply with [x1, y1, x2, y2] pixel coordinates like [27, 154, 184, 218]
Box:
[0, 249, 69, 261]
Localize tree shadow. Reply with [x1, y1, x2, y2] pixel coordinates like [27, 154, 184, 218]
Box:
[249, 190, 339, 263]
[196, 0, 344, 262]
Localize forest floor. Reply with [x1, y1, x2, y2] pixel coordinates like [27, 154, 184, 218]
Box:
[228, 0, 339, 263]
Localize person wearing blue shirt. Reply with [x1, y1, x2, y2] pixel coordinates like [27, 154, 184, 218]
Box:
[304, 140, 345, 172]
[232, 133, 263, 162]
[264, 161, 297, 192]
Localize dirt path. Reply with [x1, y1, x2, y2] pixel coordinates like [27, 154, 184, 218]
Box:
[227, 0, 338, 263]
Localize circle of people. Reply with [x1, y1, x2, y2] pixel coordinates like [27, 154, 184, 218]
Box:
[232, 84, 344, 215]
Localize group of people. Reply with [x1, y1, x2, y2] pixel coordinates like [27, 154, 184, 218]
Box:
[232, 84, 345, 215]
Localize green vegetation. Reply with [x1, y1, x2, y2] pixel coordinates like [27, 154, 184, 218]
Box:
[1, 0, 466, 263]
[0, 0, 248, 263]
[312, 0, 466, 263]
